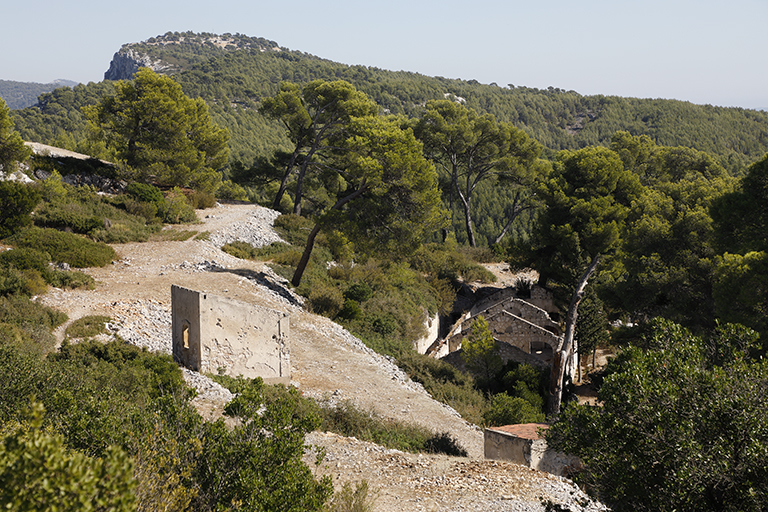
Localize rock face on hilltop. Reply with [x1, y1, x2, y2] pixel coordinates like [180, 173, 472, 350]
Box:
[104, 47, 174, 81]
[103, 32, 283, 81]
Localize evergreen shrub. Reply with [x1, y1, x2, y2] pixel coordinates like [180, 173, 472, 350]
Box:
[0, 247, 51, 274]
[65, 315, 111, 339]
[8, 227, 116, 268]
[0, 181, 41, 239]
[483, 393, 545, 426]
[158, 188, 197, 224]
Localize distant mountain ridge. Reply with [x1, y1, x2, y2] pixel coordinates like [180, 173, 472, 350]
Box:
[0, 79, 78, 109]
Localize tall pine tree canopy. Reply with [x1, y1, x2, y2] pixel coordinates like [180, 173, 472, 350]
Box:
[83, 68, 229, 193]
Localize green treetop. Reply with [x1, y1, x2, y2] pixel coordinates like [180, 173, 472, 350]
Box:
[0, 98, 31, 175]
[291, 115, 446, 286]
[517, 146, 643, 416]
[461, 315, 502, 384]
[84, 68, 229, 193]
[547, 319, 768, 512]
[260, 80, 379, 215]
[414, 99, 543, 247]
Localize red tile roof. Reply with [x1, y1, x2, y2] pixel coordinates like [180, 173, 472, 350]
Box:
[487, 423, 549, 440]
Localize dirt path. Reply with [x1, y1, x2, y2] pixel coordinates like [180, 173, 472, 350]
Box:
[38, 203, 604, 511]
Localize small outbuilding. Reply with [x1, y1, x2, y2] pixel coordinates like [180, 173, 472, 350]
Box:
[484, 423, 579, 477]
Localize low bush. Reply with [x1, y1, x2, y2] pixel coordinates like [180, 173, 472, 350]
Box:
[45, 269, 95, 290]
[122, 198, 159, 223]
[186, 190, 217, 209]
[18, 269, 48, 296]
[8, 227, 116, 268]
[319, 400, 467, 456]
[0, 247, 95, 292]
[396, 350, 487, 426]
[0, 294, 67, 332]
[158, 188, 197, 224]
[424, 431, 468, 457]
[34, 185, 161, 243]
[0, 319, 57, 357]
[213, 375, 468, 457]
[0, 181, 41, 239]
[215, 179, 248, 202]
[33, 201, 105, 234]
[0, 247, 51, 274]
[344, 282, 373, 303]
[273, 214, 314, 246]
[410, 243, 497, 284]
[482, 393, 545, 426]
[221, 241, 258, 260]
[51, 339, 186, 400]
[336, 299, 363, 321]
[308, 282, 344, 317]
[65, 315, 111, 339]
[0, 267, 29, 297]
[126, 182, 163, 204]
[324, 481, 377, 512]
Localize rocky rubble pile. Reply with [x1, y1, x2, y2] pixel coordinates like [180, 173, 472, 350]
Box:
[206, 206, 284, 248]
[305, 431, 608, 512]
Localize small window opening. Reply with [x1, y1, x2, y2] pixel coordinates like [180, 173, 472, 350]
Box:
[183, 323, 190, 349]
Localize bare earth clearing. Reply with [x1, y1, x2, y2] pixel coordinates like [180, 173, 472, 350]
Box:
[39, 203, 606, 512]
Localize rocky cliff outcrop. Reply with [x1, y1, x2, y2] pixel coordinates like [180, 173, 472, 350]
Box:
[104, 48, 175, 81]
[103, 32, 284, 81]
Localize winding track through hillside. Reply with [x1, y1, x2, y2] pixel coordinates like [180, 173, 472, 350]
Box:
[39, 203, 605, 512]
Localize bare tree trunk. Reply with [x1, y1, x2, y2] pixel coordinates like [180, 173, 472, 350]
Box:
[291, 180, 368, 287]
[293, 163, 308, 216]
[272, 150, 300, 211]
[547, 255, 601, 418]
[463, 200, 477, 247]
[291, 223, 321, 287]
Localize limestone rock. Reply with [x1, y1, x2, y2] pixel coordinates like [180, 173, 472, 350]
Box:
[104, 47, 175, 81]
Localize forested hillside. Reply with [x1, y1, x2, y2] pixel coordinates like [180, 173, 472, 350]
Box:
[3, 31, 768, 511]
[10, 31, 768, 245]
[0, 79, 78, 109]
[13, 32, 768, 172]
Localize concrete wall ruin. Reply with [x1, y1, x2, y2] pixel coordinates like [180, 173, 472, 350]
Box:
[172, 285, 290, 384]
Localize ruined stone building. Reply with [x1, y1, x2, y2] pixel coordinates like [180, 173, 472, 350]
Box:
[429, 285, 578, 381]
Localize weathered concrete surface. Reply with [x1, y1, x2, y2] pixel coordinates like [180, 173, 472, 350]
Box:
[172, 285, 290, 383]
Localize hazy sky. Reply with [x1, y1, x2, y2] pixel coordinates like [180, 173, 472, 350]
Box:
[3, 0, 766, 109]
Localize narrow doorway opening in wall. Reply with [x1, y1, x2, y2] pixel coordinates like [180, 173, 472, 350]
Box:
[183, 322, 190, 349]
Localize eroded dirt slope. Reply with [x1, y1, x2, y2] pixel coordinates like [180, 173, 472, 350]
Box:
[39, 203, 604, 512]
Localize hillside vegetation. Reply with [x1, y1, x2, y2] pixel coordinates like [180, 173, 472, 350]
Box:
[12, 31, 768, 176]
[0, 79, 78, 110]
[2, 31, 768, 511]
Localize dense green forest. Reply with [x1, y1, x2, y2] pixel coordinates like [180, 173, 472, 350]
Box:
[11, 32, 768, 245]
[0, 79, 78, 110]
[10, 31, 768, 245]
